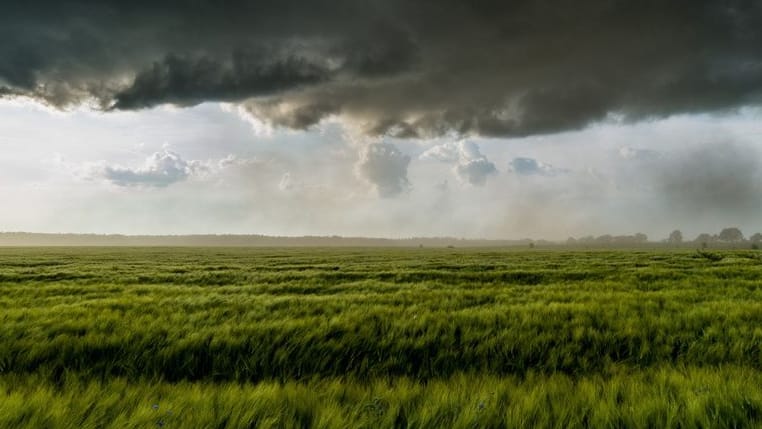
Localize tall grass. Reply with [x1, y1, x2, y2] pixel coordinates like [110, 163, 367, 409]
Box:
[1, 247, 762, 427]
[2, 367, 762, 428]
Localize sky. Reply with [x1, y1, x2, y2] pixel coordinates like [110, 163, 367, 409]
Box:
[1, 0, 762, 240]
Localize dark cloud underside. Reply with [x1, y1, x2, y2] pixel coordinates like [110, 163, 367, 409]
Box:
[3, 0, 762, 137]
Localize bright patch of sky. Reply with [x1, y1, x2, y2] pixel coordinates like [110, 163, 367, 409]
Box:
[2, 100, 762, 240]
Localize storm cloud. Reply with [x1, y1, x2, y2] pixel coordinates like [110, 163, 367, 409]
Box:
[3, 1, 762, 137]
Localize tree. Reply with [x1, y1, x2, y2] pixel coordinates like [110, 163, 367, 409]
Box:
[633, 233, 648, 243]
[694, 233, 713, 249]
[750, 233, 762, 243]
[668, 230, 683, 244]
[595, 234, 613, 243]
[718, 227, 744, 242]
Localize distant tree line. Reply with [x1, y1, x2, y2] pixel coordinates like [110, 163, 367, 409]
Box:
[565, 228, 762, 248]
[567, 233, 649, 245]
[664, 227, 762, 248]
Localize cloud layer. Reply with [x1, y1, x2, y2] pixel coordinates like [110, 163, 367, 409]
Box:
[3, 1, 762, 137]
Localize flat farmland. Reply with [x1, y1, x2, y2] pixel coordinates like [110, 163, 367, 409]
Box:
[2, 247, 762, 428]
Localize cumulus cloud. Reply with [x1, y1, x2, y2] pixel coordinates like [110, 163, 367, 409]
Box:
[508, 157, 566, 177]
[419, 142, 461, 163]
[91, 150, 204, 187]
[455, 158, 498, 186]
[3, 1, 762, 137]
[421, 141, 497, 185]
[356, 142, 410, 197]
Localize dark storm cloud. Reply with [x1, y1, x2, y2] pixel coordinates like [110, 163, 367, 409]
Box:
[3, 0, 762, 137]
[111, 51, 332, 109]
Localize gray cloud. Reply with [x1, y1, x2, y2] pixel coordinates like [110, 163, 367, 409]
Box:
[95, 151, 200, 187]
[654, 142, 762, 214]
[111, 51, 333, 110]
[456, 158, 498, 186]
[357, 142, 410, 197]
[2, 1, 762, 137]
[509, 157, 564, 176]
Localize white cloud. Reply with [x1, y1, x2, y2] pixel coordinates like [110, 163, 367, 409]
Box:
[219, 103, 274, 137]
[419, 142, 461, 163]
[509, 157, 565, 176]
[420, 140, 497, 185]
[91, 150, 205, 187]
[356, 142, 411, 197]
[618, 146, 661, 161]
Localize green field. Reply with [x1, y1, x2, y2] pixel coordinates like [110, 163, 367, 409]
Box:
[2, 247, 762, 428]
